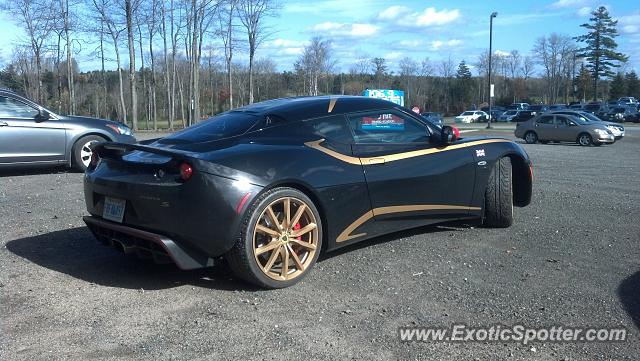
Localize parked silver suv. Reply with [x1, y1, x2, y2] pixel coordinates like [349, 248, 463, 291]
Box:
[0, 89, 136, 171]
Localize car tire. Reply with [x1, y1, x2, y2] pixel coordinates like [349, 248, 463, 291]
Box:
[577, 133, 592, 146]
[72, 135, 106, 172]
[524, 131, 538, 144]
[226, 187, 323, 289]
[483, 157, 513, 228]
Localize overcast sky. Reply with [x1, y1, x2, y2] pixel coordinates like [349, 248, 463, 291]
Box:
[0, 0, 638, 74]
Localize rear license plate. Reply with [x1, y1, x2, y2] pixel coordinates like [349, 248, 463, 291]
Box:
[103, 197, 126, 223]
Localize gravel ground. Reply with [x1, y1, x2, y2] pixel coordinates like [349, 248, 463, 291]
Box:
[1, 129, 639, 360]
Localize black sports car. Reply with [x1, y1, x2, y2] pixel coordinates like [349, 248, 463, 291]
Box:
[83, 96, 533, 288]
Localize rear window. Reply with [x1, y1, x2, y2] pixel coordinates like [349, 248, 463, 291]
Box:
[160, 111, 261, 143]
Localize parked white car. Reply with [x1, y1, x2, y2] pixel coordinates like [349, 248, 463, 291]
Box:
[454, 110, 488, 123]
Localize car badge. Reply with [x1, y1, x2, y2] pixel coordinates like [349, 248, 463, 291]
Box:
[476, 149, 486, 157]
[155, 169, 165, 179]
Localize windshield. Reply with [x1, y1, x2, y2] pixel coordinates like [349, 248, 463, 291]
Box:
[505, 111, 517, 115]
[578, 112, 602, 122]
[160, 111, 262, 143]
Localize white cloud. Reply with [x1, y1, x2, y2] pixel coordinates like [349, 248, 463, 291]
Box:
[384, 51, 403, 61]
[549, 0, 589, 9]
[430, 39, 463, 50]
[377, 6, 460, 28]
[619, 13, 640, 34]
[494, 50, 511, 57]
[577, 6, 592, 17]
[311, 22, 379, 37]
[398, 39, 424, 48]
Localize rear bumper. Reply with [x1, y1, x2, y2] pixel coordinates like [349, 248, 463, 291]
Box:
[83, 216, 214, 270]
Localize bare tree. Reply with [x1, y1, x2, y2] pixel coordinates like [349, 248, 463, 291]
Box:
[92, 0, 127, 123]
[3, 0, 55, 102]
[125, 0, 138, 130]
[295, 37, 333, 96]
[217, 0, 238, 110]
[533, 33, 575, 103]
[237, 0, 278, 104]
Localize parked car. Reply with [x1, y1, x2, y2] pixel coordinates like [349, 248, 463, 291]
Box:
[480, 106, 506, 121]
[510, 103, 530, 110]
[582, 103, 609, 117]
[515, 113, 615, 146]
[82, 95, 533, 288]
[550, 104, 569, 110]
[0, 89, 136, 171]
[618, 97, 638, 105]
[568, 103, 584, 110]
[498, 110, 519, 122]
[454, 110, 488, 123]
[604, 106, 637, 123]
[550, 110, 625, 140]
[529, 104, 549, 113]
[512, 110, 538, 122]
[420, 112, 443, 127]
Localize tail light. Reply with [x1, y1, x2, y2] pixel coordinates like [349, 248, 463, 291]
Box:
[179, 162, 193, 182]
[452, 126, 460, 138]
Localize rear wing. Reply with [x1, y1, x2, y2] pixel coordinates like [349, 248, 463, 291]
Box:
[92, 142, 194, 162]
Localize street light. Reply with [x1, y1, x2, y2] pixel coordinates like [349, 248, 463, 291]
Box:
[487, 11, 498, 129]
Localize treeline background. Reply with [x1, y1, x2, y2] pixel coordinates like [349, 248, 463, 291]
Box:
[0, 0, 637, 130]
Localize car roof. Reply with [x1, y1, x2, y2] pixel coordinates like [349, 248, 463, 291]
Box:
[233, 96, 397, 121]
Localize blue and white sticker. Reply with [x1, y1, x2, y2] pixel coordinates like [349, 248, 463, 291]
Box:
[476, 149, 486, 157]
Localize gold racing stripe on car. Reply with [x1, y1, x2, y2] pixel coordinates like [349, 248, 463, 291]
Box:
[304, 138, 512, 165]
[328, 97, 338, 113]
[336, 205, 481, 243]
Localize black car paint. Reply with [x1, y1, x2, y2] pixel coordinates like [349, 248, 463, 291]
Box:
[84, 96, 532, 268]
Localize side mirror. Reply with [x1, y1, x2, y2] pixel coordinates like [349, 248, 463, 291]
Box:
[35, 109, 51, 122]
[440, 125, 459, 145]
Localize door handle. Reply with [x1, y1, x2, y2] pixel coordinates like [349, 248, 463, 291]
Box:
[367, 158, 386, 165]
[0, 121, 8, 127]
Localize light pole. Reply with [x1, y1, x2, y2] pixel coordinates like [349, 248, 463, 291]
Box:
[487, 11, 497, 129]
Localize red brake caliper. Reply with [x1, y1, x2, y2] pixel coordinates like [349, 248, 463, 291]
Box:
[294, 222, 301, 240]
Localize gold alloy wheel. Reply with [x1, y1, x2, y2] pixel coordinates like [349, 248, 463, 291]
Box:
[252, 197, 319, 281]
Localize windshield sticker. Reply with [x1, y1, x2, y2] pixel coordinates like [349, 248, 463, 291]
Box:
[361, 113, 405, 131]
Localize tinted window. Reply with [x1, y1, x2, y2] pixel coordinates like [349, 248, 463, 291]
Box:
[537, 115, 554, 124]
[556, 117, 570, 126]
[0, 96, 39, 118]
[161, 111, 261, 143]
[348, 110, 429, 144]
[304, 115, 352, 144]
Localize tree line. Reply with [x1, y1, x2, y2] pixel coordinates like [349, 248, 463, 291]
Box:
[0, 2, 632, 129]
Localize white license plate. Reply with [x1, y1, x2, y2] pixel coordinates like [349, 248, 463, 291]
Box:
[103, 197, 126, 223]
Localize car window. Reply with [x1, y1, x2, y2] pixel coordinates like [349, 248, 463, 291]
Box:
[160, 110, 261, 143]
[348, 110, 429, 144]
[461, 111, 473, 116]
[304, 115, 352, 144]
[556, 117, 570, 126]
[537, 115, 554, 125]
[0, 96, 39, 118]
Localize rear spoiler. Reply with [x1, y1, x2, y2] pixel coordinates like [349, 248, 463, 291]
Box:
[93, 142, 194, 161]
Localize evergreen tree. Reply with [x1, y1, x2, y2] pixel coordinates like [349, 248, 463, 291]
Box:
[455, 60, 473, 107]
[625, 71, 640, 99]
[574, 6, 628, 100]
[609, 73, 626, 100]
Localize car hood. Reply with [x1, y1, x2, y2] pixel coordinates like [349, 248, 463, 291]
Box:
[59, 115, 123, 128]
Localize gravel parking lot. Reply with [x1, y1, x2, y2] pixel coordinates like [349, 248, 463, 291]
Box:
[1, 128, 639, 360]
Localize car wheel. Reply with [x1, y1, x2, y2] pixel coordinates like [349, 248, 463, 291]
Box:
[73, 135, 106, 172]
[577, 133, 592, 146]
[524, 131, 538, 144]
[483, 157, 513, 228]
[226, 187, 323, 288]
